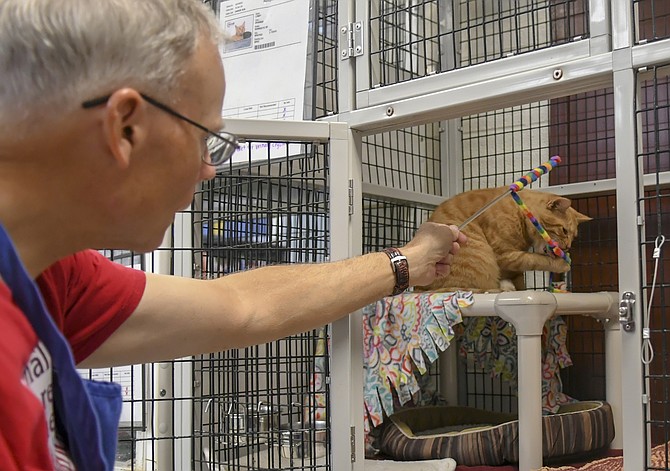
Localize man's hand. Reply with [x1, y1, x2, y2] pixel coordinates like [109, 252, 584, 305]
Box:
[400, 222, 467, 287]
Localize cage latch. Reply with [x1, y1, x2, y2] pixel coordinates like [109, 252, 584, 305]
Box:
[619, 291, 636, 332]
[340, 22, 364, 60]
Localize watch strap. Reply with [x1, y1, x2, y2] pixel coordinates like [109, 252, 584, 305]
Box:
[382, 248, 410, 296]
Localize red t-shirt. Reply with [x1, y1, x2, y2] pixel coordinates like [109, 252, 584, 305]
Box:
[0, 250, 146, 470]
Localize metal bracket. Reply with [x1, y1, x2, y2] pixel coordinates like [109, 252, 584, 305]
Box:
[340, 22, 364, 60]
[350, 426, 356, 462]
[619, 291, 636, 331]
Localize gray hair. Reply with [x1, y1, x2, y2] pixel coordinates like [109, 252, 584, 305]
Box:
[0, 0, 221, 132]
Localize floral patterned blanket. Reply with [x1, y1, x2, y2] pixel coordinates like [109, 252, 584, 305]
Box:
[363, 292, 474, 433]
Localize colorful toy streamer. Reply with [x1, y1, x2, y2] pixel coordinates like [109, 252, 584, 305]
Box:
[510, 191, 571, 264]
[508, 155, 570, 292]
[509, 156, 562, 192]
[508, 155, 571, 265]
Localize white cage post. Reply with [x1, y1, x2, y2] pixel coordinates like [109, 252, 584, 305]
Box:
[329, 122, 365, 471]
[613, 0, 647, 469]
[481, 292, 556, 471]
[146, 210, 194, 470]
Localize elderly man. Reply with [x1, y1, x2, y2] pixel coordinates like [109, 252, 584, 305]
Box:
[0, 0, 465, 469]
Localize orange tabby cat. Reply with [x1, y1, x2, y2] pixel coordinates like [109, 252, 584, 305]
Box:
[416, 187, 591, 292]
[231, 22, 247, 41]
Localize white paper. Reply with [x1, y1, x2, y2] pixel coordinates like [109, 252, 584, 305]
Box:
[219, 0, 309, 119]
[218, 0, 310, 162]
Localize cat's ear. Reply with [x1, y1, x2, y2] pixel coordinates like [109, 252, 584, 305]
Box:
[546, 197, 572, 212]
[575, 211, 592, 223]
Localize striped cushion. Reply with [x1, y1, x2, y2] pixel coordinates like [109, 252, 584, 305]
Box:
[380, 402, 615, 466]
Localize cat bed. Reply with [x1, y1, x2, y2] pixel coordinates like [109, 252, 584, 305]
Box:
[379, 401, 615, 467]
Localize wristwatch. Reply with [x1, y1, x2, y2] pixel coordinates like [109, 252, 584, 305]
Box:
[382, 248, 410, 296]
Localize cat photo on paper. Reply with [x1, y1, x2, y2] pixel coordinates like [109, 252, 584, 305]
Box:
[231, 21, 251, 41]
[415, 187, 591, 293]
[224, 15, 253, 52]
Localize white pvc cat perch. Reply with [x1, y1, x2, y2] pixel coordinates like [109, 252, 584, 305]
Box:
[438, 291, 622, 471]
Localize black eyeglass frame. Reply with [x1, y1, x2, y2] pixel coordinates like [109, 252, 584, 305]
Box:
[82, 93, 239, 166]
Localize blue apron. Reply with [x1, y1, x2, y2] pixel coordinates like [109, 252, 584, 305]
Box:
[0, 224, 121, 470]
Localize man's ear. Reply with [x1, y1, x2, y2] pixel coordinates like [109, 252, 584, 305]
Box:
[102, 88, 149, 169]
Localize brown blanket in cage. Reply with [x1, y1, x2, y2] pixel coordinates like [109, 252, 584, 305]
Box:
[380, 402, 615, 467]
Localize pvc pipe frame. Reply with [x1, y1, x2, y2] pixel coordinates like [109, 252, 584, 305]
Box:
[451, 291, 622, 471]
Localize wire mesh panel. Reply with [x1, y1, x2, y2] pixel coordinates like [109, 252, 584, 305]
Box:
[194, 143, 329, 276]
[310, 0, 339, 119]
[558, 195, 618, 401]
[639, 68, 670, 176]
[461, 102, 552, 190]
[460, 356, 518, 413]
[456, 321, 521, 414]
[192, 335, 330, 471]
[363, 123, 443, 195]
[362, 197, 433, 253]
[86, 251, 146, 470]
[568, 196, 619, 294]
[637, 64, 670, 469]
[368, 0, 589, 88]
[548, 89, 616, 184]
[635, 0, 670, 44]
[191, 140, 332, 470]
[461, 91, 615, 191]
[369, 0, 442, 87]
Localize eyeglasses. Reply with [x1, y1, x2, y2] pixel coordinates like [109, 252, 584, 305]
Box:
[82, 93, 239, 167]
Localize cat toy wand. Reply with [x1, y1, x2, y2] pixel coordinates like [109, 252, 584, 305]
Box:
[457, 156, 562, 231]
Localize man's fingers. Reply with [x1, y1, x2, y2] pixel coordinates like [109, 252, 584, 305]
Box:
[437, 253, 454, 266]
[435, 262, 451, 277]
[447, 224, 468, 246]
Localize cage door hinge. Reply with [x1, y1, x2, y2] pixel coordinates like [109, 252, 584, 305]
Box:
[340, 22, 364, 60]
[350, 426, 356, 462]
[348, 179, 354, 215]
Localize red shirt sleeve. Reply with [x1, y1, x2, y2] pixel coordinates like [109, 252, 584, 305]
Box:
[36, 250, 147, 364]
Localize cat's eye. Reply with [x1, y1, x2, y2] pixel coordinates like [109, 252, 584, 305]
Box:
[562, 228, 569, 235]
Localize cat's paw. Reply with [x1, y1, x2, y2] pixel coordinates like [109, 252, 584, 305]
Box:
[499, 279, 516, 291]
